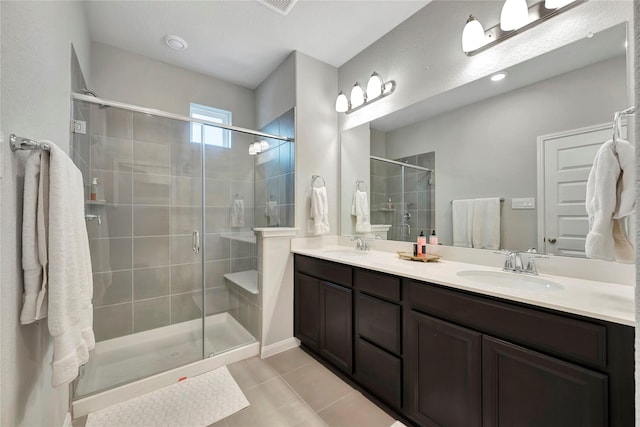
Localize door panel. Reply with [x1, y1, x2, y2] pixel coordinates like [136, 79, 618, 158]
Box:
[483, 336, 608, 427]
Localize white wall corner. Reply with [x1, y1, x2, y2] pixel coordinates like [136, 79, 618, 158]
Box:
[260, 337, 300, 359]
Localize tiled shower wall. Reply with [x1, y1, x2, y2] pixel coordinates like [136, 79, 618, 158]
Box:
[370, 152, 435, 241]
[254, 108, 295, 228]
[72, 101, 259, 342]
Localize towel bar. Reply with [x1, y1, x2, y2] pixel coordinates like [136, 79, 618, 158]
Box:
[10, 134, 50, 152]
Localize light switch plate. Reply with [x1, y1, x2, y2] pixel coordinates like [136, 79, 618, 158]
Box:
[512, 197, 535, 209]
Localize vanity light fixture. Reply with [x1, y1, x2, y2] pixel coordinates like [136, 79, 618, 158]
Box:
[335, 72, 396, 114]
[500, 0, 530, 31]
[350, 82, 366, 108]
[461, 0, 585, 56]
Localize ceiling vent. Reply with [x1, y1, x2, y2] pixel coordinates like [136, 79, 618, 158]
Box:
[257, 0, 298, 16]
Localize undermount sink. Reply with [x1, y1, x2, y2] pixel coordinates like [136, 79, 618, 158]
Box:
[457, 270, 564, 292]
[320, 248, 368, 257]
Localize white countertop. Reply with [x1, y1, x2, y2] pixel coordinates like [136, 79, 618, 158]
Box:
[292, 245, 635, 326]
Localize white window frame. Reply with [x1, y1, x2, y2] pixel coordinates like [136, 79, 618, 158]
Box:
[189, 103, 232, 148]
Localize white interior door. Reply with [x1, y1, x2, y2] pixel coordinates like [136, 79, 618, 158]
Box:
[538, 122, 625, 257]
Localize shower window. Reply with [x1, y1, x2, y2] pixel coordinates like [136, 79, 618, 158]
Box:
[190, 103, 232, 147]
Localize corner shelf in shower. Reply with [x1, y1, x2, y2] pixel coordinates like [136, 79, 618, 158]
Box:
[376, 208, 396, 212]
[224, 270, 259, 295]
[220, 232, 257, 244]
[86, 200, 107, 205]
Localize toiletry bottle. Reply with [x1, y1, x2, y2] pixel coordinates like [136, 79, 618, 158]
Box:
[429, 230, 438, 245]
[417, 231, 427, 256]
[387, 197, 393, 210]
[90, 178, 99, 201]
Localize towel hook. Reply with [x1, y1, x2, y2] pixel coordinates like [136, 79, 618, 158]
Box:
[312, 175, 326, 188]
[612, 106, 636, 147]
[355, 180, 367, 191]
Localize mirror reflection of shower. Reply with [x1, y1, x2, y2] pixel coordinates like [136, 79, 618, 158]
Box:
[370, 153, 435, 241]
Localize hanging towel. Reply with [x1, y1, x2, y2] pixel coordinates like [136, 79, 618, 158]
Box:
[452, 199, 474, 248]
[45, 142, 95, 387]
[310, 186, 330, 235]
[20, 150, 49, 324]
[230, 197, 244, 228]
[265, 200, 280, 226]
[585, 140, 635, 263]
[471, 198, 501, 250]
[351, 189, 371, 233]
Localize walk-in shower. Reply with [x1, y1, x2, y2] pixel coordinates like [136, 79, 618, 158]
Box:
[70, 92, 295, 406]
[370, 154, 434, 241]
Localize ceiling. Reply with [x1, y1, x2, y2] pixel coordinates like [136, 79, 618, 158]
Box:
[85, 0, 430, 89]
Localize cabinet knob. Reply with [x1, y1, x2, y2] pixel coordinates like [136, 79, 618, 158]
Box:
[547, 237, 557, 244]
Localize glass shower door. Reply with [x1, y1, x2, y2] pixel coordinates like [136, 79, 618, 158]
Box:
[73, 101, 204, 397]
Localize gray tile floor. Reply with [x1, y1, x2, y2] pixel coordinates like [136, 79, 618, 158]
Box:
[73, 347, 395, 427]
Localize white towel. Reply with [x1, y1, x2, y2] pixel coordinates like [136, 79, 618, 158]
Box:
[310, 186, 330, 235]
[585, 139, 635, 263]
[265, 200, 280, 226]
[20, 150, 49, 324]
[46, 142, 95, 387]
[452, 199, 474, 248]
[472, 198, 501, 250]
[230, 198, 244, 228]
[350, 189, 371, 233]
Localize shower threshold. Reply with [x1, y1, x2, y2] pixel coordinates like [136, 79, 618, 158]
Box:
[73, 312, 258, 417]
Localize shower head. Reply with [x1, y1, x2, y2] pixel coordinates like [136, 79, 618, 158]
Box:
[81, 88, 98, 97]
[81, 88, 109, 109]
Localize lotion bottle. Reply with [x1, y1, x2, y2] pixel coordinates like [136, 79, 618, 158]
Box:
[417, 231, 427, 256]
[429, 229, 439, 245]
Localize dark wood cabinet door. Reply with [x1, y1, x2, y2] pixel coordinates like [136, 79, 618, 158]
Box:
[483, 336, 608, 427]
[294, 272, 320, 350]
[406, 310, 482, 427]
[320, 281, 353, 374]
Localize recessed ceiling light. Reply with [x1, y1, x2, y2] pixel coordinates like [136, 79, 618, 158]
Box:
[164, 35, 188, 51]
[490, 72, 507, 82]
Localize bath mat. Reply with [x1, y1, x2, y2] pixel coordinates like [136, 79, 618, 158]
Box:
[85, 365, 249, 427]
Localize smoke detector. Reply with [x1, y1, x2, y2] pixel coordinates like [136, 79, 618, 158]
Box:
[257, 0, 298, 16]
[164, 35, 188, 51]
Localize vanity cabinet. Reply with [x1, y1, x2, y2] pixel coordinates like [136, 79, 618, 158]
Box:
[354, 269, 403, 410]
[294, 256, 353, 373]
[293, 255, 634, 427]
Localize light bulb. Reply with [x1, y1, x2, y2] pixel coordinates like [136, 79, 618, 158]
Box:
[461, 15, 486, 53]
[335, 91, 349, 113]
[366, 72, 383, 99]
[259, 140, 270, 151]
[544, 0, 574, 8]
[350, 83, 366, 108]
[500, 0, 529, 31]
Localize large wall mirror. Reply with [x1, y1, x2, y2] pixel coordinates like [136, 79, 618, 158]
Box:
[340, 23, 629, 259]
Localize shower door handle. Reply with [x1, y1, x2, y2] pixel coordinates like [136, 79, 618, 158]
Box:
[193, 230, 200, 254]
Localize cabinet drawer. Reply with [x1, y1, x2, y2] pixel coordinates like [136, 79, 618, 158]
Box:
[408, 281, 607, 368]
[357, 293, 401, 354]
[355, 269, 401, 302]
[356, 338, 402, 409]
[295, 255, 352, 287]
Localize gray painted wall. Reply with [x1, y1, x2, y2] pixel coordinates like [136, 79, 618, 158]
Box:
[1, 2, 91, 426]
[384, 56, 626, 250]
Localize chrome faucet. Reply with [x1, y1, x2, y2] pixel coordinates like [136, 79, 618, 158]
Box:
[501, 250, 544, 275]
[351, 236, 370, 251]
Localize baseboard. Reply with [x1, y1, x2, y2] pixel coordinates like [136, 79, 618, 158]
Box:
[62, 412, 72, 427]
[260, 337, 300, 359]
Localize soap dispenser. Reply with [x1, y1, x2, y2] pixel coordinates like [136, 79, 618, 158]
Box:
[417, 230, 427, 256]
[429, 229, 439, 245]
